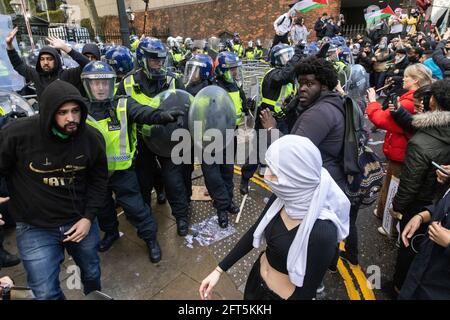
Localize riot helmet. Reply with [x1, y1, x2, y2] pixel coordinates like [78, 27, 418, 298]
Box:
[216, 51, 243, 86]
[183, 54, 214, 87]
[137, 37, 167, 80]
[270, 43, 294, 67]
[81, 61, 116, 102]
[103, 46, 134, 79]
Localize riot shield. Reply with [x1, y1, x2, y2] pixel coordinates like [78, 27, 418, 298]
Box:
[142, 89, 194, 158]
[0, 15, 25, 91]
[346, 64, 370, 111]
[189, 85, 236, 153]
[0, 89, 36, 117]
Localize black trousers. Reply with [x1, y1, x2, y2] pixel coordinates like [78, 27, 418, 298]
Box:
[98, 168, 158, 241]
[135, 138, 164, 206]
[343, 203, 361, 257]
[244, 254, 284, 300]
[136, 138, 190, 221]
[393, 217, 427, 290]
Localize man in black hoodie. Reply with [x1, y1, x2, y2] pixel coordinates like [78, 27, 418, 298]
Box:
[0, 80, 108, 299]
[5, 27, 90, 100]
[82, 43, 101, 62]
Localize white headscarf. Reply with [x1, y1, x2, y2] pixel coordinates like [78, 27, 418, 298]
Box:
[252, 135, 350, 287]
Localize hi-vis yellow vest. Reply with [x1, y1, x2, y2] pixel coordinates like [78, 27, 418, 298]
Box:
[260, 68, 297, 115]
[87, 98, 137, 172]
[228, 90, 243, 125]
[123, 73, 177, 135]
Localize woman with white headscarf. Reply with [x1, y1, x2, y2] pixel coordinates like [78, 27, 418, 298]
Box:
[199, 135, 350, 300]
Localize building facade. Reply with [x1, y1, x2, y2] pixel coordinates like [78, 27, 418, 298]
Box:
[67, 0, 341, 44]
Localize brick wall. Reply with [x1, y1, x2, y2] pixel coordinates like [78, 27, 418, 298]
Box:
[103, 0, 340, 45]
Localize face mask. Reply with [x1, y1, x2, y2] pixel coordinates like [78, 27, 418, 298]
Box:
[395, 55, 405, 64]
[379, 44, 386, 50]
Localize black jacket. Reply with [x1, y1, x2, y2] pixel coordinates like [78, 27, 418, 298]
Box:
[259, 48, 302, 112]
[399, 191, 450, 300]
[390, 106, 414, 134]
[393, 111, 450, 218]
[116, 69, 185, 98]
[87, 96, 179, 140]
[314, 18, 326, 39]
[7, 46, 90, 100]
[0, 80, 108, 228]
[432, 40, 450, 79]
[82, 43, 101, 61]
[289, 92, 346, 188]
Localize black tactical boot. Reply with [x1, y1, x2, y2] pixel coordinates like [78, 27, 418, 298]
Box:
[227, 200, 240, 215]
[217, 211, 228, 229]
[98, 231, 120, 252]
[147, 240, 161, 263]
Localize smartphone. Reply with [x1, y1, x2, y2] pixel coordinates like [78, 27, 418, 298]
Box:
[432, 161, 449, 175]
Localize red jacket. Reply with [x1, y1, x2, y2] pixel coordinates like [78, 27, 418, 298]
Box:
[367, 90, 415, 162]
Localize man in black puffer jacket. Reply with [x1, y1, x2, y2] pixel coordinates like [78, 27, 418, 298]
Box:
[0, 80, 108, 299]
[391, 79, 450, 294]
[5, 27, 90, 100]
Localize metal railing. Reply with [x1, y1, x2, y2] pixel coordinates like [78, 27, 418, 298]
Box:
[341, 24, 366, 39]
[241, 59, 270, 101]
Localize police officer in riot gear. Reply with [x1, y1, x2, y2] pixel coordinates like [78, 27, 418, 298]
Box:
[201, 51, 247, 228]
[116, 37, 191, 237]
[240, 43, 302, 195]
[103, 46, 135, 82]
[82, 61, 183, 262]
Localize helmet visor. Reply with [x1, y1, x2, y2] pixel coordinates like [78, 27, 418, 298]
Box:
[224, 66, 243, 87]
[144, 57, 167, 80]
[274, 47, 294, 66]
[83, 76, 116, 101]
[184, 61, 204, 87]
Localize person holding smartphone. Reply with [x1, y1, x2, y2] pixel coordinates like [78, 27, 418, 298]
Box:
[367, 64, 433, 221]
[398, 187, 450, 299]
[389, 79, 450, 295]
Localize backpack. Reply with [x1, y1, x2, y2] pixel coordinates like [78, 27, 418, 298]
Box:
[342, 96, 384, 207]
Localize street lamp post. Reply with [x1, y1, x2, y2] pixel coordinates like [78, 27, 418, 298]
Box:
[126, 6, 135, 34]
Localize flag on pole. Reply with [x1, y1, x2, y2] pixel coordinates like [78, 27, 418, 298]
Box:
[292, 0, 328, 14]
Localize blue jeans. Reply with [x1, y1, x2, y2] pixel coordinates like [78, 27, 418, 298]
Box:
[15, 219, 101, 300]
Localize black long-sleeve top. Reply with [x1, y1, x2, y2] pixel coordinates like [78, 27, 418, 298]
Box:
[218, 196, 338, 300]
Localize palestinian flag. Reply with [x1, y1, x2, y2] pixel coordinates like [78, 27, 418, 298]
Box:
[365, 5, 394, 25]
[292, 0, 328, 13]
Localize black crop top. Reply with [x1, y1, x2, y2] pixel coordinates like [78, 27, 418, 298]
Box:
[218, 196, 338, 300]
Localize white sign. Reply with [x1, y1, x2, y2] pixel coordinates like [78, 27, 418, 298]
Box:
[381, 175, 399, 237]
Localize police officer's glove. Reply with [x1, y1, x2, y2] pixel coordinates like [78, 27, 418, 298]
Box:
[245, 98, 255, 115]
[154, 110, 185, 125]
[316, 43, 330, 58]
[8, 111, 28, 118]
[281, 95, 300, 116]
